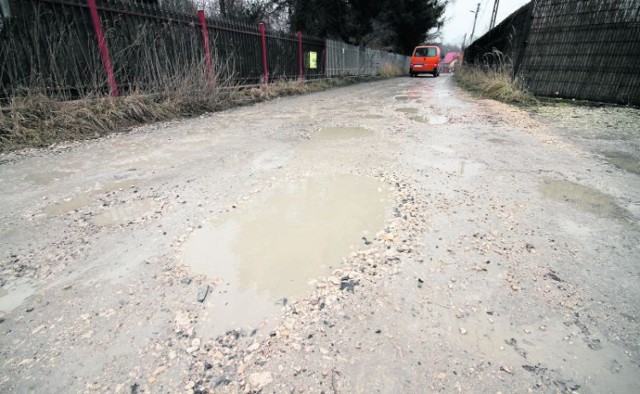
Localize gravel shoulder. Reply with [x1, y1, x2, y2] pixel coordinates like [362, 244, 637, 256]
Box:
[1, 76, 639, 393]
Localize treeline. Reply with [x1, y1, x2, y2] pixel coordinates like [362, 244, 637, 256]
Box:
[162, 0, 448, 55]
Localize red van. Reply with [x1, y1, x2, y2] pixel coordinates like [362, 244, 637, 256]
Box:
[409, 45, 442, 77]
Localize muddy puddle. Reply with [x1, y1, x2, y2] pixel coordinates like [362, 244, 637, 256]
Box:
[602, 151, 640, 175]
[540, 178, 628, 219]
[394, 96, 409, 101]
[42, 179, 138, 217]
[183, 174, 391, 333]
[24, 170, 74, 186]
[409, 115, 448, 125]
[488, 138, 510, 144]
[362, 114, 385, 119]
[92, 199, 158, 226]
[0, 279, 36, 314]
[311, 127, 373, 140]
[396, 107, 419, 114]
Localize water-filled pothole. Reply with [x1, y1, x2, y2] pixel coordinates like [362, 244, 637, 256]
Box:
[409, 115, 448, 125]
[602, 152, 640, 175]
[540, 178, 627, 219]
[0, 279, 36, 314]
[183, 174, 391, 332]
[396, 107, 419, 114]
[92, 199, 158, 226]
[312, 127, 373, 140]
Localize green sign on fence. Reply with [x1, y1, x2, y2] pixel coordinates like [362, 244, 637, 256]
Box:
[306, 51, 318, 69]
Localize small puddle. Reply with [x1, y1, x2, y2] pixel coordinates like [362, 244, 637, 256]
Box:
[92, 199, 157, 226]
[24, 170, 73, 186]
[362, 114, 385, 119]
[488, 138, 509, 144]
[312, 127, 373, 140]
[602, 152, 640, 175]
[540, 178, 627, 219]
[428, 115, 448, 125]
[42, 179, 138, 217]
[183, 174, 391, 332]
[396, 107, 419, 114]
[394, 96, 409, 101]
[0, 279, 36, 314]
[43, 194, 93, 216]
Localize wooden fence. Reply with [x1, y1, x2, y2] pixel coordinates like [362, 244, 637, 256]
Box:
[465, 0, 640, 105]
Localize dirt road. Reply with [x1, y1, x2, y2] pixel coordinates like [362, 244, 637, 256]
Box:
[1, 76, 639, 393]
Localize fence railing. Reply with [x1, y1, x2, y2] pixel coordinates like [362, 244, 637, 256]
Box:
[0, 0, 409, 100]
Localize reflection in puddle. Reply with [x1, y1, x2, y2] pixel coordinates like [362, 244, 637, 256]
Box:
[312, 127, 373, 140]
[396, 107, 419, 114]
[602, 152, 640, 175]
[183, 174, 391, 332]
[92, 199, 157, 226]
[0, 279, 36, 314]
[540, 178, 627, 219]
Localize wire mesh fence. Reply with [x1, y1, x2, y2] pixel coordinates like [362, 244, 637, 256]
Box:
[0, 0, 408, 100]
[464, 0, 640, 105]
[520, 0, 640, 104]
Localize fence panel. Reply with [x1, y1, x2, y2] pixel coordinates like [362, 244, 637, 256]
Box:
[463, 2, 534, 74]
[519, 0, 640, 104]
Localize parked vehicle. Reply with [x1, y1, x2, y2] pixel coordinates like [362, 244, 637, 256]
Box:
[409, 45, 442, 77]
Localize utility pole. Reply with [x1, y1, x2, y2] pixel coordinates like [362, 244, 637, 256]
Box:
[461, 33, 467, 51]
[469, 3, 481, 43]
[490, 0, 500, 29]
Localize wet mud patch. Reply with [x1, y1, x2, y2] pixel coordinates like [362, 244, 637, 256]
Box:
[410, 115, 448, 125]
[311, 127, 373, 140]
[0, 279, 36, 314]
[602, 151, 640, 175]
[92, 199, 159, 226]
[182, 174, 391, 333]
[540, 178, 629, 220]
[42, 179, 139, 217]
[396, 107, 419, 114]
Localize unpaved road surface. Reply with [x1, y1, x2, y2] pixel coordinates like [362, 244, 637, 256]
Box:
[1, 76, 639, 393]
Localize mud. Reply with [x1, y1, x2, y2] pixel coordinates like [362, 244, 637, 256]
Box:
[1, 75, 639, 393]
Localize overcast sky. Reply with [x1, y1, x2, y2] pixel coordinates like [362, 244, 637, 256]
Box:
[440, 0, 530, 45]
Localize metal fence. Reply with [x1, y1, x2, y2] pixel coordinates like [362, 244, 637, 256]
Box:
[464, 0, 640, 105]
[326, 40, 410, 77]
[463, 2, 534, 76]
[0, 0, 406, 99]
[519, 0, 640, 104]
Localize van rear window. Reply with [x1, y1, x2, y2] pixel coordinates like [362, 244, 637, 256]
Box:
[414, 47, 437, 57]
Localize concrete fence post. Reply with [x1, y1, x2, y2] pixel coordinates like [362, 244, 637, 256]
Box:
[297, 31, 303, 81]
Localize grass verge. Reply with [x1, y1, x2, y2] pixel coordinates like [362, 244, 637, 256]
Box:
[453, 64, 537, 105]
[0, 76, 377, 152]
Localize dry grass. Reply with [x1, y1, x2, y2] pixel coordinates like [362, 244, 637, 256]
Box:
[454, 52, 537, 105]
[378, 63, 404, 78]
[0, 77, 368, 151]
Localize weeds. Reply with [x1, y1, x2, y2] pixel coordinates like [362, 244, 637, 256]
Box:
[454, 50, 536, 105]
[378, 63, 404, 78]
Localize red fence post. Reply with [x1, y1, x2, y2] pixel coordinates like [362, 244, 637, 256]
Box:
[86, 0, 118, 97]
[197, 9, 214, 86]
[259, 22, 268, 85]
[297, 31, 303, 82]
